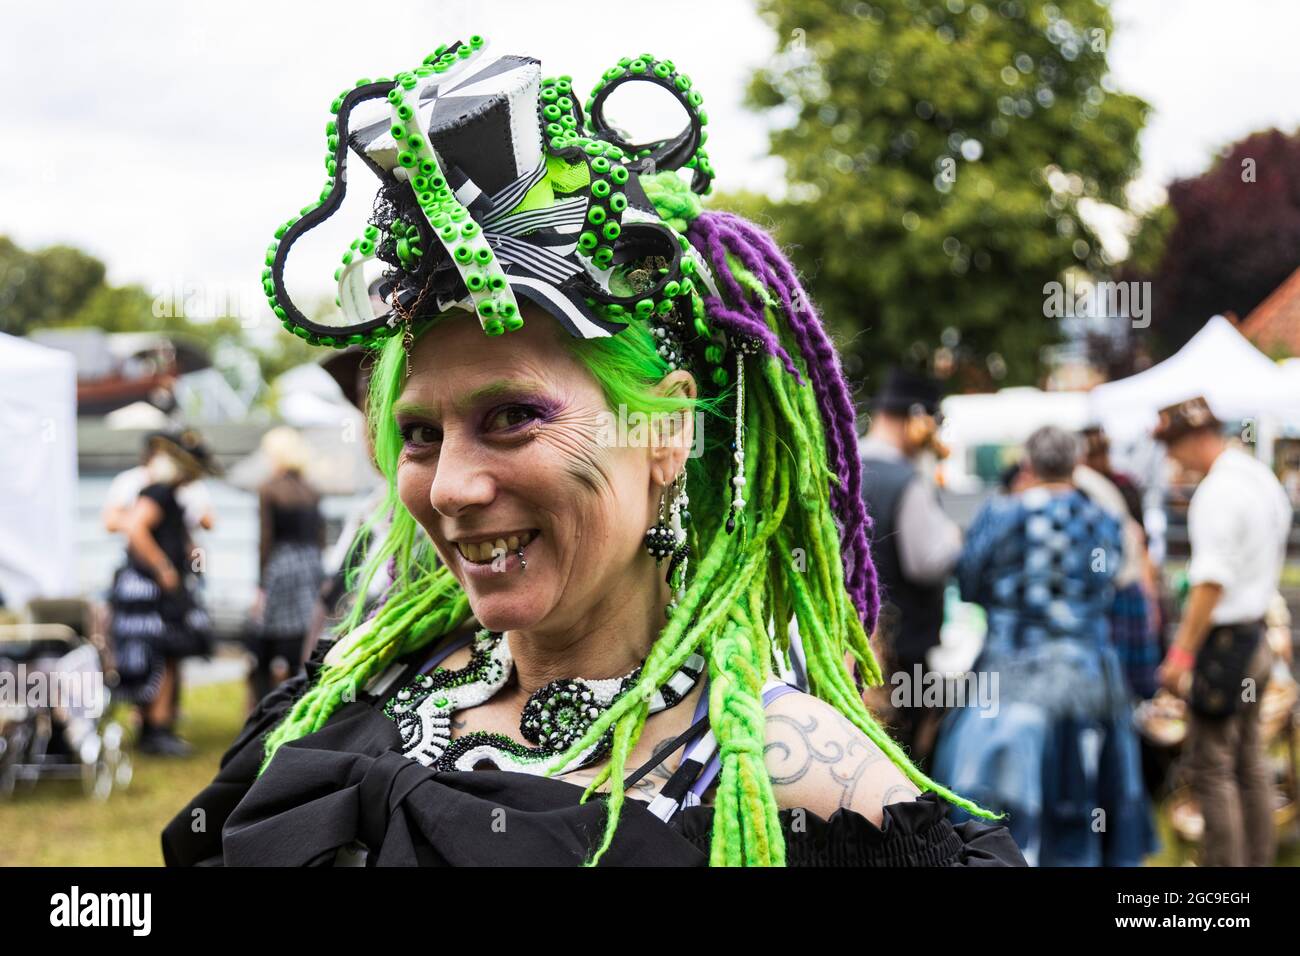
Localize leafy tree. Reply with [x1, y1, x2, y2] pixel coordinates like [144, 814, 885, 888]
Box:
[0, 237, 105, 333]
[1122, 202, 1173, 278]
[1124, 127, 1300, 355]
[0, 237, 38, 334]
[34, 245, 108, 327]
[65, 283, 163, 333]
[735, 0, 1148, 395]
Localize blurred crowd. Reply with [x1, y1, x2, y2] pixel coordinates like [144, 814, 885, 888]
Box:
[95, 349, 383, 755]
[21, 350, 1292, 867]
[860, 369, 1295, 867]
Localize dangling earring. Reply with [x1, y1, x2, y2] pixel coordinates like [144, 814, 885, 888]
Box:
[644, 485, 676, 560]
[391, 292, 418, 378]
[725, 350, 747, 534]
[665, 470, 690, 617]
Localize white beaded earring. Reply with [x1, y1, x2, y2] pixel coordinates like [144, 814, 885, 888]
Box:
[664, 470, 690, 616]
[725, 351, 747, 534]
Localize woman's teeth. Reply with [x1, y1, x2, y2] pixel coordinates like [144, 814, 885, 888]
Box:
[456, 530, 537, 564]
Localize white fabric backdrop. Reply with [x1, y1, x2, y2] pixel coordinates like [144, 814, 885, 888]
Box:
[0, 332, 79, 607]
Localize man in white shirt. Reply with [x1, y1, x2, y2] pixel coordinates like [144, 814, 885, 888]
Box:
[1155, 396, 1292, 867]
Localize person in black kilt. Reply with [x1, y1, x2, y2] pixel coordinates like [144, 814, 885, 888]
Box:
[247, 426, 326, 707]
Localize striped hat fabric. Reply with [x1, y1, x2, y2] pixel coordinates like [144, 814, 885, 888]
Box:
[264, 36, 719, 350]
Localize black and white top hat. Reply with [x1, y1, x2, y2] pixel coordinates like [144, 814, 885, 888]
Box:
[263, 37, 719, 350]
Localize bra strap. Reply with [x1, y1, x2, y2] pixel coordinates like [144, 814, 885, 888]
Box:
[621, 712, 712, 793]
[418, 632, 475, 674]
[637, 678, 801, 823]
[619, 672, 711, 793]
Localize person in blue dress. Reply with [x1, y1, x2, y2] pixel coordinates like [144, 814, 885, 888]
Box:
[931, 426, 1157, 865]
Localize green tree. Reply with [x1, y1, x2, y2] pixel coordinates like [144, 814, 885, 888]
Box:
[65, 283, 162, 333]
[737, 0, 1148, 393]
[0, 237, 106, 333]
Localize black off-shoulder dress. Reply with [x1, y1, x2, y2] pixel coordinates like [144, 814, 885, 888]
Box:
[162, 639, 1026, 867]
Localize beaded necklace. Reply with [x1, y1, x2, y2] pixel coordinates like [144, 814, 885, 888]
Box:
[384, 628, 705, 775]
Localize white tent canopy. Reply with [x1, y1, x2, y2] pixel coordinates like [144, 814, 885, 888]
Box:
[0, 333, 79, 608]
[940, 387, 1091, 447]
[1087, 316, 1296, 442]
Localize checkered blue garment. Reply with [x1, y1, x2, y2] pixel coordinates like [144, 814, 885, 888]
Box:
[1108, 582, 1159, 701]
[931, 488, 1157, 866]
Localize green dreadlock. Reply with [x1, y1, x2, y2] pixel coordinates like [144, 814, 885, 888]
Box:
[259, 172, 994, 866]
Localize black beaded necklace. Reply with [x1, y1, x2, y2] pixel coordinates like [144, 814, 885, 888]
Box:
[384, 629, 705, 774]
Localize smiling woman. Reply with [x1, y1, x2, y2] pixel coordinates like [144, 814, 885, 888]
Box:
[162, 36, 1024, 867]
[388, 313, 697, 634]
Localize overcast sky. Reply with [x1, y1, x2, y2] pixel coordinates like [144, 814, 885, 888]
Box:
[2, 0, 1298, 321]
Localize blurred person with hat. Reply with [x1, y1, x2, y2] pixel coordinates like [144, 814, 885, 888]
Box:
[1155, 396, 1291, 866]
[320, 344, 371, 415]
[859, 368, 962, 765]
[107, 429, 220, 756]
[103, 429, 217, 535]
[247, 426, 326, 706]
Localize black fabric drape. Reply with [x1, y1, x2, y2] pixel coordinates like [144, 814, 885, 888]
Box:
[162, 642, 1026, 867]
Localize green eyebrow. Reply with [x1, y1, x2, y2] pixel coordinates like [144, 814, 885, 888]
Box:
[393, 380, 544, 419]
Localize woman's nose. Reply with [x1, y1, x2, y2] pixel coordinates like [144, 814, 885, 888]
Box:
[428, 433, 497, 516]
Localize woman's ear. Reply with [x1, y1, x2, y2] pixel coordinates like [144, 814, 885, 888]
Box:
[648, 369, 697, 487]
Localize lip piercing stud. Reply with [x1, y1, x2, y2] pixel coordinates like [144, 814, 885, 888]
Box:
[516, 546, 527, 572]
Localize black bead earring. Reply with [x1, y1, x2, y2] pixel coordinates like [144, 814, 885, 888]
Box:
[644, 471, 691, 617]
[644, 485, 676, 559]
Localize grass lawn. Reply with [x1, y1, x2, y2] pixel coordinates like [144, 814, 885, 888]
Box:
[0, 680, 247, 866]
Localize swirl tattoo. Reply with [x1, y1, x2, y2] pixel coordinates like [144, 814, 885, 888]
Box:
[763, 712, 884, 810]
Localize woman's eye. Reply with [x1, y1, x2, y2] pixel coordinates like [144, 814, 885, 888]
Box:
[400, 423, 441, 446]
[485, 404, 540, 433]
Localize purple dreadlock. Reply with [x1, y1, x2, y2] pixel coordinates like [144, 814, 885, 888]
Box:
[688, 210, 881, 635]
